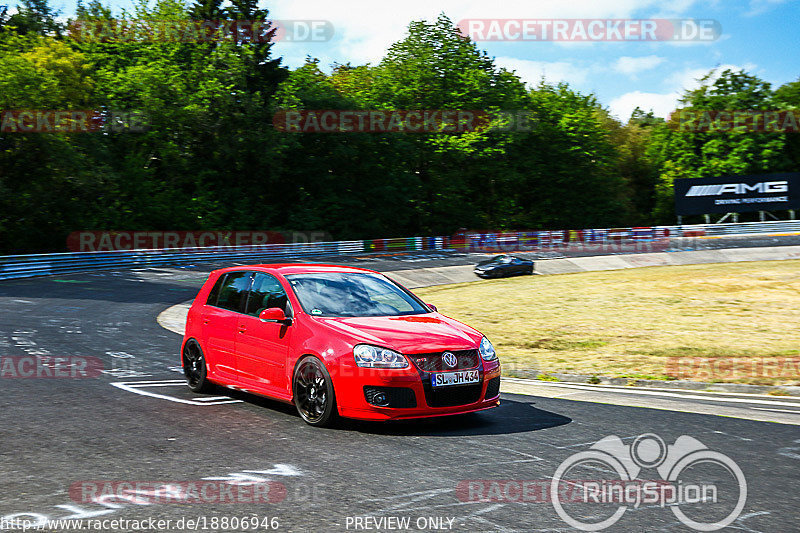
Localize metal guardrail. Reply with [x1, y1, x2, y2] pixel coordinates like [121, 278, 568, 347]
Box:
[698, 220, 800, 235]
[1, 221, 799, 281]
[0, 242, 365, 281]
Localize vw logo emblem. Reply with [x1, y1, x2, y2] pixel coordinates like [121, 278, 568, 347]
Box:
[442, 351, 458, 368]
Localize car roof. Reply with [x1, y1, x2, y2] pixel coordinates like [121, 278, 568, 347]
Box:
[211, 263, 380, 276]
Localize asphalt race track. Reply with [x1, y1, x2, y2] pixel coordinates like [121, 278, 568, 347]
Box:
[1, 256, 799, 533]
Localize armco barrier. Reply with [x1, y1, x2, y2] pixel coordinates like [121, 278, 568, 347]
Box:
[1, 220, 800, 281]
[701, 220, 800, 235]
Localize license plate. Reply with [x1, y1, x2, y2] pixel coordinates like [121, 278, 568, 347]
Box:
[431, 370, 480, 387]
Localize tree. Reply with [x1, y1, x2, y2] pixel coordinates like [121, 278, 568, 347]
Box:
[774, 78, 800, 169]
[650, 69, 792, 223]
[2, 0, 61, 36]
[610, 108, 665, 223]
[354, 14, 530, 233]
[188, 0, 223, 20]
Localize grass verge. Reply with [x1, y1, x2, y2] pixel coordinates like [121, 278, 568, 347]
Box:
[415, 259, 800, 386]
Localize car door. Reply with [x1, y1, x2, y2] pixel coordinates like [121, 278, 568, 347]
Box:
[235, 272, 293, 396]
[498, 256, 514, 276]
[511, 257, 526, 275]
[201, 271, 251, 377]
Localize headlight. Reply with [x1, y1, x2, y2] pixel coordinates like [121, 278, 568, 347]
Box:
[479, 337, 497, 361]
[353, 344, 408, 368]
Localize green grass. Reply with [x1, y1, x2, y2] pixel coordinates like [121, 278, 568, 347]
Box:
[416, 260, 800, 386]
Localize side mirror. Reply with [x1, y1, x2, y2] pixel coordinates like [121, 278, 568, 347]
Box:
[427, 303, 437, 313]
[259, 308, 292, 325]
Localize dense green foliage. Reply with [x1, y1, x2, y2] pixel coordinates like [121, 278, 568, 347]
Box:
[0, 3, 798, 253]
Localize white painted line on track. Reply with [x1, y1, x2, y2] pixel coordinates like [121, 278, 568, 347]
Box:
[111, 379, 242, 406]
[750, 407, 800, 414]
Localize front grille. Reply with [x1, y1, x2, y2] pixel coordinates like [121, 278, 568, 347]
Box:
[363, 386, 417, 408]
[409, 349, 479, 372]
[424, 384, 483, 408]
[485, 376, 501, 398]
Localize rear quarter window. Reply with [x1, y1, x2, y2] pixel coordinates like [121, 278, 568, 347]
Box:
[206, 274, 226, 306]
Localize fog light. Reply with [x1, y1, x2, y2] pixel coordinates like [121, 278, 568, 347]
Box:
[364, 386, 417, 408]
[372, 392, 388, 406]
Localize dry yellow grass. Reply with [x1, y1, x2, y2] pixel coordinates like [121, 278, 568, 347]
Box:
[415, 260, 800, 385]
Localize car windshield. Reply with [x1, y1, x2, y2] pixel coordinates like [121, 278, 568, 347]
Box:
[285, 272, 430, 317]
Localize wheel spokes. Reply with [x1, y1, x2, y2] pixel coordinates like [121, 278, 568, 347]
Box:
[295, 363, 327, 421]
[184, 345, 203, 386]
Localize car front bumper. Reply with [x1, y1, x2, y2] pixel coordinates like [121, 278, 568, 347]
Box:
[334, 359, 502, 421]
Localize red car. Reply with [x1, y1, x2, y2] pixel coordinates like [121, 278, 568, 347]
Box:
[181, 264, 501, 426]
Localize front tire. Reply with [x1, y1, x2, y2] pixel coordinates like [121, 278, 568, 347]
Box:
[293, 356, 338, 427]
[183, 340, 214, 393]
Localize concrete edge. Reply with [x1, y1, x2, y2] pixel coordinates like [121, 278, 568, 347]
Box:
[157, 299, 193, 336]
[505, 374, 800, 397]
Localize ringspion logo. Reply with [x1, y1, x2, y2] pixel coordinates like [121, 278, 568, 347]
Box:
[551, 434, 746, 531]
[459, 434, 748, 531]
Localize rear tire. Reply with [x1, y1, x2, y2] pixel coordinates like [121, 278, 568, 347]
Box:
[183, 340, 214, 393]
[293, 356, 338, 427]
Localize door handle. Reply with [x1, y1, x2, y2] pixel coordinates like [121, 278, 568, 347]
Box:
[202, 319, 210, 325]
[238, 326, 247, 333]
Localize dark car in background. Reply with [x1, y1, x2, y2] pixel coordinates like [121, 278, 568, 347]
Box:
[474, 255, 534, 278]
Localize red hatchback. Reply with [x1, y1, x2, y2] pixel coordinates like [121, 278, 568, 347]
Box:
[181, 264, 501, 426]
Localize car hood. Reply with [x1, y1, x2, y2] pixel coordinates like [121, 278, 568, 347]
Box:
[315, 314, 481, 353]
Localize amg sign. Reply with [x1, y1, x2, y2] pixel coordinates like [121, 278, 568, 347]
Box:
[685, 181, 788, 196]
[674, 173, 800, 215]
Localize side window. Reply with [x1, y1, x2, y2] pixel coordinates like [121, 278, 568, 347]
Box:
[215, 271, 252, 313]
[206, 274, 226, 306]
[245, 273, 289, 317]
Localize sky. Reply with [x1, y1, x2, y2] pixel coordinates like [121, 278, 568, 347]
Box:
[42, 0, 800, 121]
